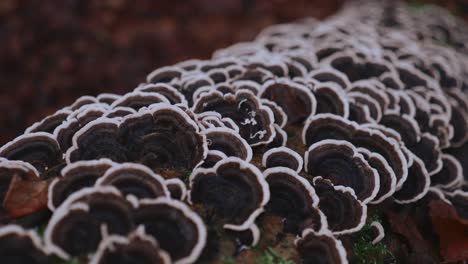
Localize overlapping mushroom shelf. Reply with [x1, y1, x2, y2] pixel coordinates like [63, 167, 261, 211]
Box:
[1, 1, 468, 263]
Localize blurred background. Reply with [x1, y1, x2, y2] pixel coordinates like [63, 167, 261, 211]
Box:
[0, 0, 466, 145]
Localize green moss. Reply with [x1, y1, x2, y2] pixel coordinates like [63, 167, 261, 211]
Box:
[221, 256, 237, 264]
[353, 219, 394, 264]
[259, 248, 294, 264]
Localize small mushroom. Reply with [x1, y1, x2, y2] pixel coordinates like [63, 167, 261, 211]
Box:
[136, 83, 188, 105]
[54, 105, 107, 151]
[259, 78, 317, 123]
[261, 99, 288, 128]
[0, 132, 61, 174]
[264, 167, 326, 234]
[90, 226, 171, 264]
[48, 159, 116, 211]
[134, 198, 207, 264]
[313, 82, 349, 118]
[203, 127, 252, 162]
[312, 177, 367, 235]
[369, 221, 385, 245]
[296, 228, 348, 264]
[357, 148, 397, 204]
[25, 109, 72, 134]
[165, 178, 187, 201]
[393, 154, 430, 204]
[110, 91, 170, 110]
[431, 154, 463, 189]
[45, 187, 135, 259]
[95, 163, 169, 200]
[193, 90, 275, 146]
[305, 139, 379, 203]
[0, 225, 49, 264]
[146, 66, 184, 84]
[262, 147, 303, 173]
[189, 157, 270, 231]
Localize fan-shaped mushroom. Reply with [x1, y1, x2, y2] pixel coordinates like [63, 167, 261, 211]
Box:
[0, 225, 49, 264]
[134, 198, 206, 264]
[296, 228, 348, 264]
[312, 177, 367, 235]
[264, 167, 326, 234]
[189, 157, 270, 231]
[305, 139, 379, 203]
[0, 132, 61, 174]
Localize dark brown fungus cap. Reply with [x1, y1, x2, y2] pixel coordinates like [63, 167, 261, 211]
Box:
[146, 66, 184, 84]
[104, 107, 137, 119]
[304, 139, 379, 204]
[192, 90, 275, 146]
[351, 127, 408, 190]
[309, 68, 351, 89]
[446, 191, 468, 220]
[136, 83, 188, 105]
[231, 80, 261, 95]
[68, 95, 100, 111]
[296, 228, 348, 264]
[302, 114, 356, 147]
[96, 163, 169, 200]
[348, 100, 373, 124]
[369, 221, 385, 245]
[66, 118, 127, 164]
[348, 92, 382, 122]
[199, 150, 227, 169]
[393, 154, 430, 204]
[312, 177, 367, 235]
[118, 104, 207, 171]
[134, 198, 207, 264]
[97, 93, 121, 105]
[262, 147, 303, 173]
[203, 127, 252, 162]
[180, 75, 214, 105]
[357, 148, 397, 204]
[0, 225, 49, 264]
[45, 187, 134, 259]
[312, 82, 349, 118]
[90, 226, 171, 264]
[257, 124, 287, 151]
[206, 68, 229, 84]
[189, 157, 269, 231]
[348, 81, 389, 112]
[408, 133, 442, 176]
[259, 78, 316, 124]
[0, 132, 61, 174]
[431, 154, 463, 189]
[25, 109, 72, 134]
[48, 159, 116, 211]
[260, 99, 288, 128]
[165, 178, 187, 201]
[379, 112, 421, 147]
[110, 92, 170, 110]
[264, 168, 325, 234]
[54, 106, 107, 151]
[446, 92, 468, 148]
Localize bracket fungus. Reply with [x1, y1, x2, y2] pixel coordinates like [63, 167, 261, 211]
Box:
[3, 1, 468, 262]
[133, 198, 206, 264]
[193, 90, 275, 146]
[296, 228, 348, 264]
[0, 225, 49, 264]
[90, 226, 171, 264]
[304, 139, 379, 204]
[189, 157, 269, 231]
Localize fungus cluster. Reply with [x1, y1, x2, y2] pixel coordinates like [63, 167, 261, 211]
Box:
[1, 1, 468, 263]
